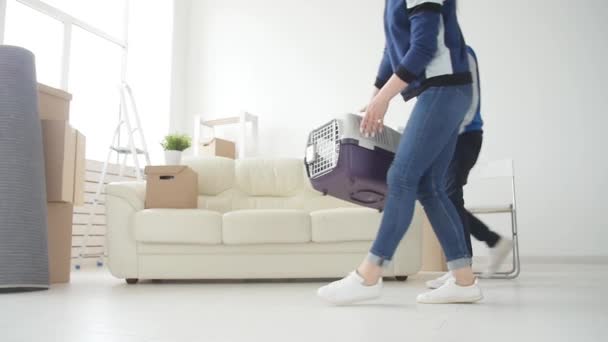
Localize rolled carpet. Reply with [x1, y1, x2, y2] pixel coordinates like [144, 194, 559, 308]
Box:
[0, 45, 49, 290]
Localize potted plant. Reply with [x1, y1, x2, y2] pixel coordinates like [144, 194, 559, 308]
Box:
[161, 133, 191, 165]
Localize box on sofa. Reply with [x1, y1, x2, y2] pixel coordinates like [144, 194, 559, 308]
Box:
[144, 166, 198, 209]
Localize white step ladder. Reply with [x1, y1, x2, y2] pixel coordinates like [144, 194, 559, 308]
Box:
[75, 83, 150, 270]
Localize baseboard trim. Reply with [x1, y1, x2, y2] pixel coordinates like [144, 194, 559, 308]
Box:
[520, 256, 608, 265]
[0, 284, 49, 289]
[472, 255, 608, 265]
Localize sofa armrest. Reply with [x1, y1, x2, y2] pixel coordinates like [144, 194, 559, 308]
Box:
[105, 181, 145, 280]
[105, 181, 146, 211]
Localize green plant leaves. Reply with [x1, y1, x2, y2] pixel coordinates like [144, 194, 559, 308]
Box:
[161, 133, 192, 151]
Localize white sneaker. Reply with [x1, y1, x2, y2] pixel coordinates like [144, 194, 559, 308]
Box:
[417, 278, 483, 304]
[317, 271, 382, 305]
[484, 238, 514, 277]
[425, 272, 453, 289]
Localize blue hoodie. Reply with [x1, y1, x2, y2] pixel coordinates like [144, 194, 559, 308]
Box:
[375, 0, 471, 99]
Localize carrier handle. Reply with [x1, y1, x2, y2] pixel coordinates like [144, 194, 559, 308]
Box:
[350, 190, 384, 204]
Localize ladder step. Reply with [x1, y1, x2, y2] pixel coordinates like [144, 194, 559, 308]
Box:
[111, 146, 146, 154]
[77, 83, 149, 268]
[79, 252, 105, 258]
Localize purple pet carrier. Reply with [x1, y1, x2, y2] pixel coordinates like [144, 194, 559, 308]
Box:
[304, 113, 401, 210]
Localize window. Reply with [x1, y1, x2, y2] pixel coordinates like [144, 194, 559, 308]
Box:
[41, 0, 126, 39]
[3, 0, 172, 164]
[3, 0, 128, 160]
[4, 0, 64, 87]
[69, 26, 123, 161]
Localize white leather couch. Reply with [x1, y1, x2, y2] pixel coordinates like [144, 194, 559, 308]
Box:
[105, 157, 422, 283]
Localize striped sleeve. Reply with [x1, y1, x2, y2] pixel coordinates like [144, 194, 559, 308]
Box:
[396, 0, 444, 83]
[406, 0, 444, 14]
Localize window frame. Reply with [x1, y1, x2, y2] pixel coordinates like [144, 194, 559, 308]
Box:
[1, 0, 129, 90]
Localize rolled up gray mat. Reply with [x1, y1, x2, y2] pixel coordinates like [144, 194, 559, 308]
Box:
[0, 45, 49, 290]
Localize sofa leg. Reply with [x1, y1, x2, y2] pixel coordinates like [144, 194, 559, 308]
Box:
[395, 276, 408, 282]
[126, 278, 139, 285]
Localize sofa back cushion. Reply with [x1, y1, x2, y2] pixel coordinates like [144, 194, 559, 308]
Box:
[235, 159, 303, 197]
[197, 194, 234, 213]
[182, 157, 235, 196]
[181, 157, 356, 212]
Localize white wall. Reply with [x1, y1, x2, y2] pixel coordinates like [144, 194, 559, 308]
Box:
[126, 0, 174, 164]
[457, 0, 608, 257]
[173, 0, 608, 257]
[182, 0, 412, 152]
[0, 0, 6, 43]
[169, 0, 191, 134]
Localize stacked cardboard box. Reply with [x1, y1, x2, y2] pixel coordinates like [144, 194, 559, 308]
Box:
[38, 83, 86, 284]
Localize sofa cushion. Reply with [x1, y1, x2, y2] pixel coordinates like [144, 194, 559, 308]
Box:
[135, 209, 222, 244]
[198, 195, 234, 213]
[235, 159, 304, 197]
[311, 208, 381, 243]
[182, 157, 235, 195]
[222, 209, 311, 244]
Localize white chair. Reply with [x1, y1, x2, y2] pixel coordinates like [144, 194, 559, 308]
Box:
[466, 159, 520, 279]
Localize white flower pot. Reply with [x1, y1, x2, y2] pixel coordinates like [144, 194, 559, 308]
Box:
[164, 150, 182, 165]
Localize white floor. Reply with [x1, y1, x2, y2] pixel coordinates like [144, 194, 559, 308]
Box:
[1, 264, 606, 342]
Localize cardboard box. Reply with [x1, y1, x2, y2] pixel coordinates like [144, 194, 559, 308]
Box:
[38, 83, 72, 121]
[144, 166, 198, 209]
[73, 131, 86, 206]
[199, 138, 236, 159]
[47, 202, 74, 284]
[42, 120, 76, 203]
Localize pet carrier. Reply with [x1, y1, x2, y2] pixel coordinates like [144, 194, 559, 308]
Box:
[304, 113, 401, 210]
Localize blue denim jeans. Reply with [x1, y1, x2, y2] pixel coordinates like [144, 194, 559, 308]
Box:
[369, 84, 473, 270]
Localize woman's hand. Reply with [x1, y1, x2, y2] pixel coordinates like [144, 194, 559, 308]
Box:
[361, 96, 389, 137]
[360, 74, 408, 137]
[359, 87, 381, 114]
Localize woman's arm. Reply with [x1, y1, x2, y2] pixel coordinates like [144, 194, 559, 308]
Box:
[397, 1, 442, 83]
[360, 75, 407, 135]
[375, 47, 393, 89]
[361, 1, 443, 136]
[360, 47, 393, 113]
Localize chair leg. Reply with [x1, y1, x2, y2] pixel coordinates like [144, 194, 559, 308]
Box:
[478, 210, 520, 280]
[509, 209, 521, 279]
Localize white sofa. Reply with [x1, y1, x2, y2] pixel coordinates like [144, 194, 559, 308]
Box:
[105, 157, 422, 283]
